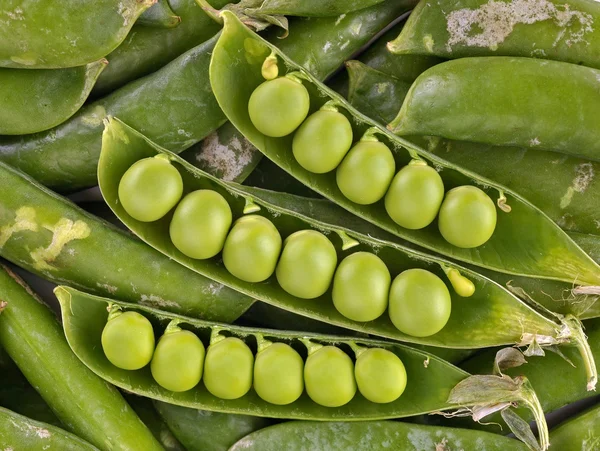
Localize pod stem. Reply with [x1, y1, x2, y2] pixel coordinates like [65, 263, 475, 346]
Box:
[517, 377, 550, 451]
[164, 319, 183, 335]
[497, 190, 512, 213]
[348, 341, 367, 359]
[564, 315, 597, 391]
[335, 231, 360, 251]
[106, 303, 122, 322]
[254, 333, 272, 353]
[261, 52, 279, 80]
[360, 127, 381, 143]
[209, 327, 227, 345]
[300, 338, 323, 356]
[285, 71, 308, 84]
[319, 100, 341, 113]
[243, 197, 261, 214]
[154, 153, 172, 164]
[194, 0, 223, 24]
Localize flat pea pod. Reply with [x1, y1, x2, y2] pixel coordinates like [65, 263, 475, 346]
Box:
[388, 0, 600, 70]
[101, 310, 155, 370]
[0, 160, 254, 322]
[209, 12, 600, 286]
[253, 341, 304, 405]
[390, 57, 600, 162]
[0, 266, 163, 450]
[138, 0, 181, 28]
[549, 403, 600, 450]
[56, 285, 471, 420]
[354, 347, 407, 404]
[0, 60, 106, 135]
[0, 0, 153, 69]
[203, 337, 254, 400]
[0, 407, 99, 451]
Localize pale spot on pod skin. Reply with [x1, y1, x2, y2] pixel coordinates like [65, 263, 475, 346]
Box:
[30, 218, 91, 271]
[0, 206, 38, 248]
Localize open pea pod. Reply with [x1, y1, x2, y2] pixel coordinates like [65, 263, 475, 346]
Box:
[57, 285, 469, 420]
[209, 12, 600, 287]
[0, 0, 154, 69]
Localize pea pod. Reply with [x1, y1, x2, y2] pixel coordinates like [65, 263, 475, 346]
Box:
[388, 0, 600, 70]
[549, 403, 600, 450]
[138, 0, 181, 28]
[209, 12, 600, 286]
[0, 407, 98, 451]
[0, 0, 154, 69]
[0, 265, 163, 450]
[215, 0, 387, 17]
[0, 160, 253, 321]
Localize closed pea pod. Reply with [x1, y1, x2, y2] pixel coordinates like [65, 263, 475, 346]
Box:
[203, 335, 254, 400]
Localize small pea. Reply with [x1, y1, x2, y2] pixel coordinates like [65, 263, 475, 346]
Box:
[101, 311, 155, 370]
[388, 269, 451, 337]
[223, 215, 282, 283]
[292, 110, 353, 174]
[151, 330, 205, 392]
[304, 346, 356, 407]
[169, 190, 232, 259]
[254, 343, 304, 405]
[203, 337, 254, 400]
[332, 252, 391, 322]
[118, 156, 183, 222]
[275, 230, 337, 299]
[355, 348, 407, 404]
[438, 186, 497, 248]
[248, 77, 310, 137]
[384, 162, 444, 230]
[336, 141, 396, 205]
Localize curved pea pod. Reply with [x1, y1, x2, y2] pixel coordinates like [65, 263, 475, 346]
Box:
[0, 407, 98, 451]
[0, 60, 107, 135]
[0, 0, 154, 69]
[138, 0, 181, 28]
[209, 12, 600, 287]
[154, 402, 271, 451]
[549, 403, 600, 450]
[57, 285, 470, 420]
[0, 266, 163, 450]
[125, 396, 186, 450]
[388, 0, 600, 70]
[390, 57, 600, 163]
[0, 160, 253, 321]
[229, 420, 529, 451]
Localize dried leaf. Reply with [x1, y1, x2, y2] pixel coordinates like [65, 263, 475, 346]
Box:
[544, 345, 576, 367]
[501, 408, 541, 451]
[523, 339, 545, 357]
[448, 374, 521, 405]
[493, 348, 527, 375]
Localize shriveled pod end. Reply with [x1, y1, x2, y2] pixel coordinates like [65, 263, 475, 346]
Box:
[445, 268, 476, 298]
[561, 315, 598, 392]
[261, 53, 279, 80]
[497, 191, 512, 213]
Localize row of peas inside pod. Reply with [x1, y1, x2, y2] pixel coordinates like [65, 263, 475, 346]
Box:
[118, 155, 464, 337]
[247, 61, 497, 249]
[101, 306, 407, 406]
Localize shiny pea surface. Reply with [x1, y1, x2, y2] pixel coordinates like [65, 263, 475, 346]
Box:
[275, 230, 337, 299]
[203, 337, 254, 400]
[304, 346, 356, 408]
[254, 343, 304, 405]
[355, 348, 406, 404]
[101, 311, 155, 370]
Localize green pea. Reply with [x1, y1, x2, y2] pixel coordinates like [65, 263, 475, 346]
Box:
[169, 190, 232, 259]
[384, 162, 444, 230]
[222, 215, 282, 283]
[254, 343, 304, 405]
[292, 110, 353, 174]
[203, 337, 254, 400]
[101, 311, 155, 370]
[275, 230, 337, 299]
[248, 77, 310, 137]
[304, 346, 356, 407]
[332, 252, 391, 322]
[151, 330, 205, 392]
[118, 156, 183, 222]
[355, 348, 407, 404]
[336, 141, 396, 205]
[438, 186, 497, 248]
[388, 269, 451, 337]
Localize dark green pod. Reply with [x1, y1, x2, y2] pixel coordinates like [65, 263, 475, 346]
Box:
[549, 403, 600, 450]
[138, 0, 181, 28]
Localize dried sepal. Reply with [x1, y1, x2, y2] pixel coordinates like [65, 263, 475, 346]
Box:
[501, 408, 541, 451]
[493, 347, 527, 375]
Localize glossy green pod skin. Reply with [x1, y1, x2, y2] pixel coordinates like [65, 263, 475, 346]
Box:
[0, 60, 106, 135]
[209, 12, 600, 286]
[549, 403, 600, 450]
[0, 408, 99, 451]
[0, 161, 253, 322]
[390, 57, 600, 162]
[0, 266, 163, 450]
[388, 0, 600, 70]
[0, 0, 153, 69]
[154, 402, 270, 451]
[138, 0, 181, 28]
[57, 285, 470, 420]
[229, 420, 529, 451]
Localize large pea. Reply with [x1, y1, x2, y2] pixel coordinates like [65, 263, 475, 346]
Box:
[292, 110, 353, 174]
[384, 162, 444, 230]
[151, 330, 205, 392]
[169, 190, 232, 259]
[438, 186, 497, 248]
[388, 269, 451, 337]
[275, 230, 337, 299]
[304, 346, 356, 407]
[203, 337, 254, 400]
[336, 141, 396, 205]
[332, 252, 391, 322]
[248, 77, 310, 137]
[254, 343, 304, 405]
[101, 311, 155, 370]
[223, 215, 282, 283]
[355, 348, 407, 404]
[118, 156, 183, 222]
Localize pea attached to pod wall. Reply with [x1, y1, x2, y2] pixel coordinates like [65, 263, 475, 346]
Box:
[203, 335, 254, 400]
[352, 346, 407, 404]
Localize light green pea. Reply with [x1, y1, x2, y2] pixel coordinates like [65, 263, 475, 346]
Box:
[254, 342, 304, 405]
[275, 230, 337, 299]
[332, 252, 391, 322]
[203, 337, 254, 400]
[304, 346, 356, 407]
[223, 215, 282, 283]
[355, 348, 407, 404]
[101, 311, 155, 370]
[388, 269, 451, 337]
[169, 190, 233, 259]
